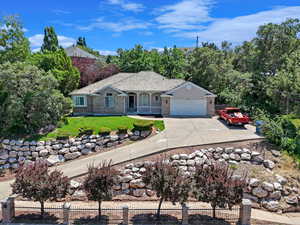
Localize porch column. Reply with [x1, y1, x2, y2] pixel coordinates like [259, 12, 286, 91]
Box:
[136, 92, 139, 113]
[149, 93, 152, 113]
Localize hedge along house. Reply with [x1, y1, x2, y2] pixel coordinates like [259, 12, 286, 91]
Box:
[70, 71, 216, 117]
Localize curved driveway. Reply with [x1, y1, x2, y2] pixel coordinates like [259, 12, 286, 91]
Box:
[0, 117, 262, 199]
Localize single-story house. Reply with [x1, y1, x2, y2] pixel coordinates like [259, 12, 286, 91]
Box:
[70, 71, 216, 117]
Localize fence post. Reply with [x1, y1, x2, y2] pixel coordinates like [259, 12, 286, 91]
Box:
[1, 197, 15, 223]
[239, 199, 252, 225]
[182, 204, 189, 225]
[63, 202, 71, 225]
[122, 205, 129, 225]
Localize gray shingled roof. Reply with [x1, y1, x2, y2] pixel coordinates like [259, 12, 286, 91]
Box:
[70, 71, 186, 95]
[65, 46, 98, 59]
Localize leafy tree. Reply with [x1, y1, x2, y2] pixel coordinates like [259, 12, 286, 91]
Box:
[41, 26, 59, 52]
[0, 62, 72, 136]
[11, 160, 70, 217]
[143, 158, 191, 219]
[193, 162, 248, 218]
[0, 15, 30, 63]
[28, 49, 80, 95]
[82, 161, 119, 220]
[77, 36, 87, 47]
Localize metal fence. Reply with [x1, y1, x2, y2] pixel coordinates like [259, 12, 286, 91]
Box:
[69, 206, 123, 224]
[11, 205, 241, 225]
[14, 205, 64, 224]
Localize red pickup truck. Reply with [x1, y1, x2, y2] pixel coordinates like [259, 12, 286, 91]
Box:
[217, 107, 250, 126]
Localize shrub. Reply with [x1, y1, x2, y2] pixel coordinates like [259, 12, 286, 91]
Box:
[133, 121, 154, 131]
[78, 127, 94, 136]
[98, 127, 111, 136]
[82, 161, 119, 219]
[11, 160, 70, 217]
[117, 126, 128, 134]
[193, 162, 248, 218]
[56, 132, 71, 140]
[143, 158, 192, 219]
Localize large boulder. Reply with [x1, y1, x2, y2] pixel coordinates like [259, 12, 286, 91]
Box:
[39, 149, 49, 157]
[65, 152, 81, 160]
[132, 189, 145, 197]
[252, 187, 268, 198]
[263, 160, 275, 169]
[262, 182, 274, 192]
[249, 178, 260, 187]
[262, 200, 280, 212]
[46, 155, 65, 166]
[269, 191, 281, 200]
[286, 196, 299, 205]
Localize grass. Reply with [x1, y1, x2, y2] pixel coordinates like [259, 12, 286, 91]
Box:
[37, 116, 165, 141]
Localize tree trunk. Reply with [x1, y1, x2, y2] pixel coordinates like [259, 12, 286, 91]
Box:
[40, 201, 44, 218]
[98, 200, 102, 221]
[156, 197, 163, 220]
[212, 206, 216, 219]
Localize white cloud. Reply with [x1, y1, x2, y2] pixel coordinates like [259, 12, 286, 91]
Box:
[77, 17, 151, 33]
[155, 0, 214, 31]
[29, 34, 76, 49]
[107, 0, 144, 12]
[176, 6, 300, 44]
[52, 9, 71, 15]
[98, 50, 117, 55]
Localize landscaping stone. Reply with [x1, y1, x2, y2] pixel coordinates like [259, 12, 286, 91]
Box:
[252, 187, 268, 198]
[46, 155, 65, 166]
[275, 174, 288, 185]
[249, 178, 260, 187]
[65, 152, 81, 160]
[39, 149, 49, 157]
[262, 182, 274, 192]
[81, 148, 91, 155]
[286, 196, 299, 205]
[263, 160, 275, 169]
[269, 191, 281, 200]
[262, 200, 280, 212]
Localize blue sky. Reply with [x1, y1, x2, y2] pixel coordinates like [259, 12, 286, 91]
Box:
[1, 0, 300, 55]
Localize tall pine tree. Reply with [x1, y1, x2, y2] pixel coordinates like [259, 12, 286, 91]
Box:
[41, 26, 59, 52]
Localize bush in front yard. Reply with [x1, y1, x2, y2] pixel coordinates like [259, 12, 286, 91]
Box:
[56, 132, 71, 140]
[98, 127, 111, 136]
[78, 127, 94, 136]
[117, 126, 128, 134]
[133, 121, 154, 131]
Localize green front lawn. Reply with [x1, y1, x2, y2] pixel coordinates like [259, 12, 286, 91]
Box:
[39, 116, 164, 141]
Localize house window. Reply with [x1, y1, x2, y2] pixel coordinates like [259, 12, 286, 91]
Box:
[105, 93, 114, 108]
[155, 95, 160, 102]
[73, 96, 86, 107]
[140, 93, 149, 106]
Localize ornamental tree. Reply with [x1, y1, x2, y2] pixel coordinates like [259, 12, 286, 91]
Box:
[0, 62, 72, 136]
[193, 162, 248, 218]
[41, 26, 59, 52]
[11, 160, 70, 217]
[82, 161, 119, 219]
[142, 158, 192, 219]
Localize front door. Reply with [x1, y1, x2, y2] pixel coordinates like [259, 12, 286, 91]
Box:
[129, 95, 135, 109]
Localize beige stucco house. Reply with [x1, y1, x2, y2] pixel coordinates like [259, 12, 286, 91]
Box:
[70, 71, 216, 117]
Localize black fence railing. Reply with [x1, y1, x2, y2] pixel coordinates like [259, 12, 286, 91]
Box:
[69, 207, 123, 225]
[14, 205, 64, 224]
[12, 204, 240, 225]
[129, 208, 182, 225]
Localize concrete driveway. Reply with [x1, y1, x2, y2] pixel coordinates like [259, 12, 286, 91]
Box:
[163, 116, 261, 148]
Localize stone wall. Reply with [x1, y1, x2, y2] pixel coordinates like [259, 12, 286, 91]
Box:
[0, 130, 152, 170]
[70, 146, 300, 213]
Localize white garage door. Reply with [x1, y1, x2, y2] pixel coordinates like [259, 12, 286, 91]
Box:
[170, 98, 207, 116]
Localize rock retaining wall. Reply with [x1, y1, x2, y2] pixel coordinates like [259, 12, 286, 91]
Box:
[71, 146, 299, 213]
[0, 130, 152, 170]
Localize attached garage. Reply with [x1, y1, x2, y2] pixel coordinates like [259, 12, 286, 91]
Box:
[170, 98, 207, 116]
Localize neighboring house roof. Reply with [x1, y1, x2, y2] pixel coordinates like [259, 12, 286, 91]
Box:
[65, 46, 98, 59]
[70, 71, 213, 96]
